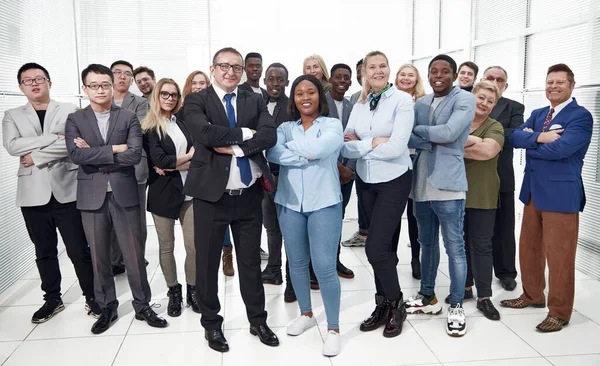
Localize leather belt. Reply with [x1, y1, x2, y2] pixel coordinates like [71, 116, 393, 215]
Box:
[225, 188, 246, 196]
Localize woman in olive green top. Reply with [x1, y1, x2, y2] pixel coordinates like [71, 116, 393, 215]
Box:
[462, 81, 505, 321]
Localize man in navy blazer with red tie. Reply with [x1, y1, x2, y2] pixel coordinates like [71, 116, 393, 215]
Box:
[502, 64, 593, 333]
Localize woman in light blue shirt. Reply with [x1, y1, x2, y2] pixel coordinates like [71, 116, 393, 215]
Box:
[267, 74, 343, 357]
[341, 51, 414, 338]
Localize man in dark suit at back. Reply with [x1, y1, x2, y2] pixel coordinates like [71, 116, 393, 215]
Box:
[481, 66, 525, 291]
[238, 52, 268, 103]
[326, 63, 355, 280]
[65, 64, 167, 335]
[183, 47, 279, 353]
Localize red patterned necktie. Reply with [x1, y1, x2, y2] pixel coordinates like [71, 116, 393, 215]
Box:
[542, 107, 555, 132]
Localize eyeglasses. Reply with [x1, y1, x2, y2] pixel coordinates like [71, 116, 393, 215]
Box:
[485, 76, 506, 83]
[113, 70, 133, 78]
[85, 83, 113, 91]
[214, 63, 244, 74]
[20, 77, 49, 86]
[160, 91, 180, 100]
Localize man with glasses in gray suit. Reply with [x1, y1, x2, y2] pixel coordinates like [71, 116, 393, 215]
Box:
[109, 60, 150, 275]
[66, 63, 167, 334]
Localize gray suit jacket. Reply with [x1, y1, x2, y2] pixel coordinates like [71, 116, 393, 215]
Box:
[65, 105, 142, 211]
[409, 86, 476, 192]
[326, 92, 356, 171]
[117, 91, 149, 184]
[350, 90, 361, 104]
[3, 100, 79, 207]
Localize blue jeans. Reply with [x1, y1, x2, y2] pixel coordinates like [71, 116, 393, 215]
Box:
[414, 200, 467, 305]
[223, 226, 232, 247]
[277, 203, 342, 329]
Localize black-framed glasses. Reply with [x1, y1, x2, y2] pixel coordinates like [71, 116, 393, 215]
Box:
[20, 77, 49, 86]
[113, 70, 133, 78]
[484, 76, 506, 83]
[160, 91, 180, 100]
[214, 63, 244, 74]
[85, 83, 113, 91]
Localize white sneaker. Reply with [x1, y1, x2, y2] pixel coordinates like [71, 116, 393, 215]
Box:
[341, 232, 366, 247]
[287, 315, 316, 336]
[405, 292, 443, 315]
[446, 304, 467, 337]
[323, 330, 341, 357]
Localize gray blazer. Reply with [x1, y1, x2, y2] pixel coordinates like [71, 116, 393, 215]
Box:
[118, 91, 149, 184]
[326, 92, 356, 171]
[409, 86, 476, 192]
[65, 105, 142, 211]
[3, 100, 79, 207]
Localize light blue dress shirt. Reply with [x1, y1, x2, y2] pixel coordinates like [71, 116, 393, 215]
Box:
[267, 116, 343, 212]
[340, 86, 414, 184]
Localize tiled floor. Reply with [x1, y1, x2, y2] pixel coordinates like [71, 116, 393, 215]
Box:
[1, 216, 600, 366]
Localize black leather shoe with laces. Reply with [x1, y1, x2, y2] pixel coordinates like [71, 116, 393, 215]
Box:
[135, 307, 168, 328]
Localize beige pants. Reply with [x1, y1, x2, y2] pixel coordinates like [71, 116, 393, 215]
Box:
[152, 200, 195, 287]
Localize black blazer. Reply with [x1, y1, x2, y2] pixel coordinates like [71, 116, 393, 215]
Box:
[143, 117, 193, 219]
[267, 94, 290, 177]
[238, 82, 268, 104]
[182, 86, 277, 202]
[489, 96, 525, 192]
[65, 105, 142, 211]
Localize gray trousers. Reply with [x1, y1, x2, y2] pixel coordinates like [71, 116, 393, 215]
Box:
[81, 193, 151, 312]
[111, 183, 148, 266]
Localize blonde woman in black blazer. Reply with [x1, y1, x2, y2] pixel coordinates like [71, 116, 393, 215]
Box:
[142, 78, 198, 317]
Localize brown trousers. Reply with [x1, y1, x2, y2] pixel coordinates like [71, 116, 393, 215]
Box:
[519, 199, 579, 321]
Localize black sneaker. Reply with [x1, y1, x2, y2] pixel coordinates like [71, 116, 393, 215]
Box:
[445, 288, 474, 304]
[32, 298, 65, 323]
[85, 298, 102, 319]
[261, 267, 283, 285]
[477, 298, 501, 321]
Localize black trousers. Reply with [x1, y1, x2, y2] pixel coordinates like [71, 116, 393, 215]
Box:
[193, 183, 267, 330]
[81, 193, 150, 312]
[21, 196, 95, 301]
[356, 179, 369, 234]
[356, 171, 412, 301]
[407, 198, 420, 259]
[262, 190, 283, 270]
[492, 192, 517, 280]
[465, 208, 496, 298]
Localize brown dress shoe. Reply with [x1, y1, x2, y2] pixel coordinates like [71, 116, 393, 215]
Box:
[222, 247, 234, 277]
[500, 298, 545, 309]
[536, 315, 569, 332]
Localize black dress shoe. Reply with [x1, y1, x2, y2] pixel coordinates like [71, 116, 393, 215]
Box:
[500, 277, 517, 291]
[360, 295, 389, 332]
[337, 261, 355, 279]
[262, 268, 283, 285]
[205, 329, 229, 352]
[445, 288, 474, 304]
[135, 307, 168, 328]
[249, 324, 279, 347]
[112, 265, 126, 276]
[91, 307, 118, 334]
[383, 298, 407, 338]
[284, 281, 297, 303]
[477, 298, 501, 321]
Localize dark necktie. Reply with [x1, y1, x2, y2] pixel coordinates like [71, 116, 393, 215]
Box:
[224, 93, 252, 185]
[542, 107, 555, 132]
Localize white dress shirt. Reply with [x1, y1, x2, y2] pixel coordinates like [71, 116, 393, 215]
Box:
[165, 115, 193, 201]
[212, 85, 263, 189]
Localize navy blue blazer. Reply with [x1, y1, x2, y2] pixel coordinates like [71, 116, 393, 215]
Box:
[509, 98, 593, 213]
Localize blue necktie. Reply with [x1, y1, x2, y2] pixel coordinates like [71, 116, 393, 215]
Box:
[224, 93, 252, 186]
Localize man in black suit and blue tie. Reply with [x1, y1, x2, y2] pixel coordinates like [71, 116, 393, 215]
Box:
[183, 47, 279, 352]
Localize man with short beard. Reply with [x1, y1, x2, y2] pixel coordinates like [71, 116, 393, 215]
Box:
[133, 66, 156, 100]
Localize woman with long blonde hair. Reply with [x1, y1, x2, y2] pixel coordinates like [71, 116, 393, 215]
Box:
[181, 70, 211, 102]
[303, 54, 331, 93]
[341, 51, 414, 338]
[394, 63, 426, 279]
[142, 78, 199, 317]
